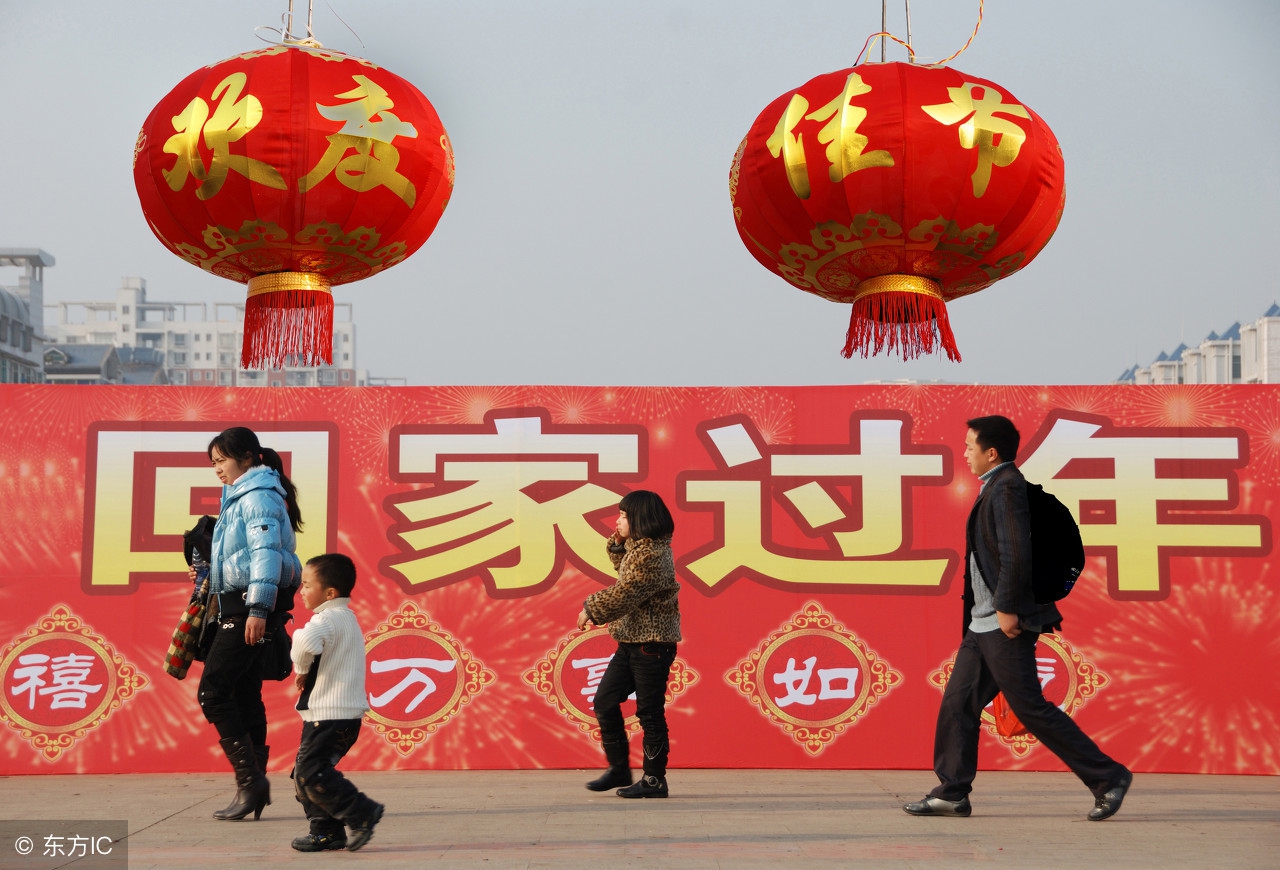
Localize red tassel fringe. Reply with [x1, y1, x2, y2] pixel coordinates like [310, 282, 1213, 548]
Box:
[841, 291, 961, 362]
[241, 289, 335, 369]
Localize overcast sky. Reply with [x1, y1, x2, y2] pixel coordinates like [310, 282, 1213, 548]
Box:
[2, 0, 1277, 386]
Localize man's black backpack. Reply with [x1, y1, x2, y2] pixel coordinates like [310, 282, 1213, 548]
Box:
[1025, 482, 1085, 603]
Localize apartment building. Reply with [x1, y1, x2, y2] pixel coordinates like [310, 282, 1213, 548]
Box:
[46, 277, 373, 387]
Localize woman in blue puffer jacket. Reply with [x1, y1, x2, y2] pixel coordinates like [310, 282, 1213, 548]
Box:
[199, 426, 303, 822]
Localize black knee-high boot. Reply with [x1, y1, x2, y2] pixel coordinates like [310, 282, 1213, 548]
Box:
[213, 734, 271, 820]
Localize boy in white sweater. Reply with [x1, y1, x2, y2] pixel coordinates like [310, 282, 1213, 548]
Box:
[289, 553, 384, 852]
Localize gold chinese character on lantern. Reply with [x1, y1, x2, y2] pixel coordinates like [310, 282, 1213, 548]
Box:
[922, 82, 1030, 198]
[162, 72, 287, 200]
[299, 75, 420, 207]
[766, 72, 893, 200]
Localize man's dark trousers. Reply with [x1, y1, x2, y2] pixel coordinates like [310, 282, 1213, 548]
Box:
[932, 628, 1126, 801]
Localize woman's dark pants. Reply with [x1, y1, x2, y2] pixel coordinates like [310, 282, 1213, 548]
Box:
[198, 614, 267, 746]
[593, 642, 677, 777]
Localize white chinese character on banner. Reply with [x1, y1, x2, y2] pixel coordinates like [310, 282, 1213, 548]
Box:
[9, 651, 102, 711]
[772, 655, 861, 707]
[368, 656, 457, 714]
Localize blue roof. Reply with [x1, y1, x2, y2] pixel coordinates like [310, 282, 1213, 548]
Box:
[45, 344, 114, 367]
[117, 346, 165, 365]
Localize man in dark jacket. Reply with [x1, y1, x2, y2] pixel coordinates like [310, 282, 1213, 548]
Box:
[903, 415, 1132, 821]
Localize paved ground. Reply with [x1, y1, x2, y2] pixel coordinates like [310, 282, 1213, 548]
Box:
[0, 769, 1277, 869]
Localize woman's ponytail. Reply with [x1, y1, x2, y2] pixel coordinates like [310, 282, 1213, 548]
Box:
[259, 447, 303, 532]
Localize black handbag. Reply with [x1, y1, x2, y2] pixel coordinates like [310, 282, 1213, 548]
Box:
[260, 585, 296, 681]
[195, 596, 217, 662]
[260, 613, 294, 681]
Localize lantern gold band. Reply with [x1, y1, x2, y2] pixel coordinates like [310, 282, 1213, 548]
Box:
[852, 275, 943, 302]
[246, 272, 333, 298]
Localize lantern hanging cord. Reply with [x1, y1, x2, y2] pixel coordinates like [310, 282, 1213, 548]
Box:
[934, 0, 984, 66]
[255, 1, 366, 50]
[858, 32, 916, 65]
[857, 0, 984, 66]
[256, 0, 322, 49]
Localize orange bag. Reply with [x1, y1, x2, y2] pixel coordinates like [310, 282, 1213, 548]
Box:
[991, 692, 1028, 737]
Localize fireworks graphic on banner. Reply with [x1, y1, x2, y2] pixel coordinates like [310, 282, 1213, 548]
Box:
[1238, 389, 1280, 486]
[423, 385, 531, 425]
[1118, 384, 1243, 429]
[609, 386, 695, 423]
[1082, 557, 1280, 774]
[537, 387, 618, 425]
[1039, 385, 1118, 420]
[879, 384, 955, 432]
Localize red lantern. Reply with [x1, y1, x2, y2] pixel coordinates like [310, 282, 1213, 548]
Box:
[730, 61, 1064, 361]
[133, 44, 454, 369]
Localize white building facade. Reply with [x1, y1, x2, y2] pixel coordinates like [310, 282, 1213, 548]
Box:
[46, 277, 373, 387]
[1240, 305, 1280, 384]
[1118, 305, 1280, 385]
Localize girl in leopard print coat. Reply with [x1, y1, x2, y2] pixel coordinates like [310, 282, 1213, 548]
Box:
[576, 490, 681, 798]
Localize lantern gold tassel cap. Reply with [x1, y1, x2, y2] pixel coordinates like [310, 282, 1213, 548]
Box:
[242, 272, 335, 370]
[843, 275, 961, 362]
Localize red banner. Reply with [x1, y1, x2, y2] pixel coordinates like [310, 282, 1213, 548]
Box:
[0, 384, 1274, 776]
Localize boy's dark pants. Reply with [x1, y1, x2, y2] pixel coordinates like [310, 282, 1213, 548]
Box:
[293, 718, 380, 836]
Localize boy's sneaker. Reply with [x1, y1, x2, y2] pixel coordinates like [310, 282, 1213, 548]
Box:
[617, 774, 668, 798]
[346, 803, 384, 852]
[291, 832, 347, 852]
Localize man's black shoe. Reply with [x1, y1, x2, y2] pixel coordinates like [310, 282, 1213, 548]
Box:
[1088, 774, 1133, 821]
[903, 795, 972, 817]
[617, 774, 668, 798]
